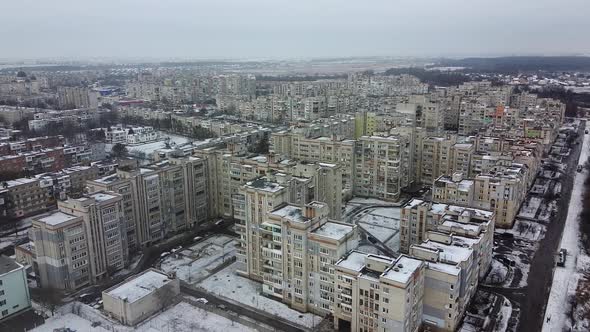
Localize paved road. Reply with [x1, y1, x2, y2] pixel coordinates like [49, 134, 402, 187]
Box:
[518, 121, 586, 332]
[180, 282, 307, 332]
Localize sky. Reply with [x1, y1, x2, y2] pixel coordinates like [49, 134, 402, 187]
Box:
[1, 0, 589, 60]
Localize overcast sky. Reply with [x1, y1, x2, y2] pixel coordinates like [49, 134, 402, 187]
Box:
[2, 0, 589, 60]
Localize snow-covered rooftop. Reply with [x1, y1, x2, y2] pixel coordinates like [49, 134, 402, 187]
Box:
[105, 269, 172, 303]
[382, 256, 423, 284]
[36, 211, 79, 226]
[90, 192, 118, 202]
[312, 222, 353, 240]
[270, 204, 305, 223]
[336, 251, 368, 272]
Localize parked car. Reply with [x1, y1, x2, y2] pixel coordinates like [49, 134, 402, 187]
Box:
[215, 219, 224, 226]
[578, 165, 583, 172]
[557, 248, 567, 267]
[160, 251, 170, 258]
[193, 236, 203, 242]
[171, 246, 182, 253]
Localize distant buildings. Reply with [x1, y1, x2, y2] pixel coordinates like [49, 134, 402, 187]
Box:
[57, 87, 99, 109]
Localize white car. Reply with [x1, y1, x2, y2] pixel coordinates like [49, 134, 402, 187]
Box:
[195, 298, 208, 304]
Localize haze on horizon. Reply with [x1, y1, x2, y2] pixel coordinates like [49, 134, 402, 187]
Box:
[2, 0, 589, 61]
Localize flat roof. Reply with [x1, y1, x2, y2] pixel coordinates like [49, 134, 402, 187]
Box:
[105, 269, 172, 303]
[382, 256, 423, 284]
[336, 251, 368, 272]
[0, 255, 21, 275]
[36, 211, 79, 226]
[312, 222, 353, 240]
[90, 192, 118, 202]
[270, 204, 305, 223]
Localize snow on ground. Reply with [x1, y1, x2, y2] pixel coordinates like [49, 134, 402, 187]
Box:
[485, 259, 509, 285]
[517, 196, 543, 219]
[198, 262, 321, 329]
[542, 122, 590, 332]
[538, 200, 558, 222]
[494, 297, 513, 332]
[355, 207, 401, 252]
[31, 313, 111, 332]
[31, 301, 253, 332]
[496, 219, 546, 241]
[159, 235, 237, 283]
[139, 302, 255, 332]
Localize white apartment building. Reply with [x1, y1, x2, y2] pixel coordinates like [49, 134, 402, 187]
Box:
[0, 256, 31, 321]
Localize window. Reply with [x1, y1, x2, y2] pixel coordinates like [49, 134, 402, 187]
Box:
[0, 300, 5, 306]
[0, 290, 4, 296]
[1, 310, 6, 316]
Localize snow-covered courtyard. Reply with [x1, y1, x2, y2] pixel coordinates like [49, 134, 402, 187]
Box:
[197, 261, 321, 329]
[159, 235, 237, 284]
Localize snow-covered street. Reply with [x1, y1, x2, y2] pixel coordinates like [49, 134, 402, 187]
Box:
[542, 121, 590, 331]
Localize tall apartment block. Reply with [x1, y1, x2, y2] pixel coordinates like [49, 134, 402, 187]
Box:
[32, 191, 127, 290]
[354, 135, 410, 201]
[400, 198, 494, 279]
[58, 192, 128, 280]
[333, 251, 425, 332]
[87, 156, 208, 248]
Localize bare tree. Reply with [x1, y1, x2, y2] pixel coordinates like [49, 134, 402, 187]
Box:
[31, 287, 64, 317]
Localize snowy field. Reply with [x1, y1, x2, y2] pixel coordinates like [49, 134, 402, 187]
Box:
[159, 235, 237, 284]
[542, 122, 590, 331]
[31, 301, 254, 332]
[198, 262, 321, 329]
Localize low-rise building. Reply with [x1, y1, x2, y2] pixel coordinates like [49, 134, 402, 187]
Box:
[102, 268, 180, 326]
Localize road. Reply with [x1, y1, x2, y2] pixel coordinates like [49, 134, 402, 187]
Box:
[542, 121, 590, 331]
[518, 120, 586, 332]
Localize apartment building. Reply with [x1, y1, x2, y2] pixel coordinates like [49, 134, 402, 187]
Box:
[57, 86, 99, 109]
[87, 156, 208, 248]
[0, 256, 31, 321]
[58, 192, 128, 281]
[333, 251, 425, 332]
[400, 198, 494, 279]
[262, 202, 358, 314]
[270, 132, 355, 197]
[410, 236, 477, 332]
[354, 135, 410, 201]
[32, 211, 91, 290]
[433, 166, 528, 228]
[416, 136, 456, 185]
[233, 177, 289, 279]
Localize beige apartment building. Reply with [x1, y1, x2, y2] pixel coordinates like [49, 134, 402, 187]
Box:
[87, 156, 208, 247]
[400, 198, 494, 279]
[270, 132, 355, 197]
[354, 135, 410, 201]
[333, 251, 425, 332]
[32, 211, 91, 291]
[58, 192, 128, 281]
[410, 235, 478, 332]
